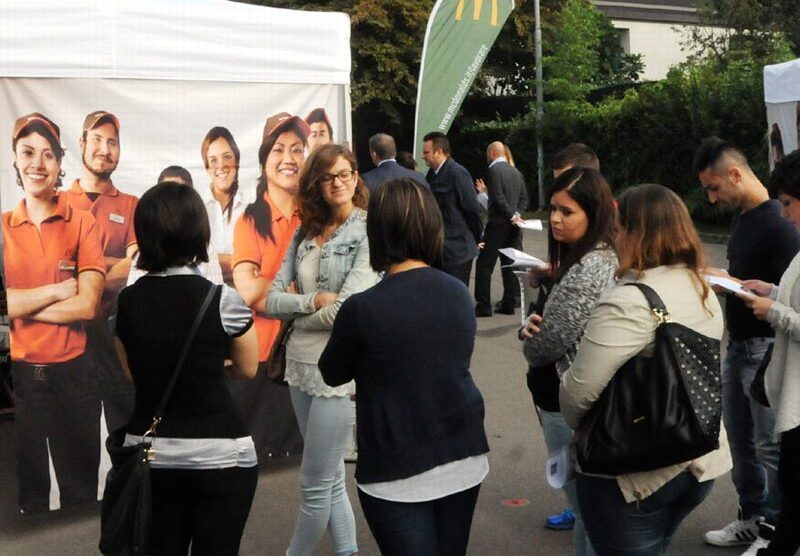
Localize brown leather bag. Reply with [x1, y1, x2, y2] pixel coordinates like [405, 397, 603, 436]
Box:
[266, 320, 292, 384]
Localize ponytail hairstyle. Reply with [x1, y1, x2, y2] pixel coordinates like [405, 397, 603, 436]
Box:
[243, 120, 308, 242]
[200, 126, 240, 223]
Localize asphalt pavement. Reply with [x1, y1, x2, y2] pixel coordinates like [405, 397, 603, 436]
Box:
[0, 229, 745, 555]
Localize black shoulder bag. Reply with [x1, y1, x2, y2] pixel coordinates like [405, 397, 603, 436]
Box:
[99, 284, 218, 556]
[575, 283, 722, 476]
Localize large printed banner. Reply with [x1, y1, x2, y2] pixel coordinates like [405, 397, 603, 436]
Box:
[0, 0, 352, 513]
[413, 0, 515, 167]
[764, 59, 800, 170]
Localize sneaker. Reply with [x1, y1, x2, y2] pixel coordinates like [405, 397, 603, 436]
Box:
[705, 511, 762, 547]
[544, 507, 575, 531]
[740, 522, 775, 556]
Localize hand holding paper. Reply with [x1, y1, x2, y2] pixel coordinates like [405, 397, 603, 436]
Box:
[499, 248, 547, 269]
[515, 219, 544, 231]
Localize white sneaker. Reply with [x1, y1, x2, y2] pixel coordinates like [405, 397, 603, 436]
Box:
[740, 523, 776, 556]
[705, 514, 762, 547]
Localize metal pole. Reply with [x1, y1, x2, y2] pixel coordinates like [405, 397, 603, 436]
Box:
[534, 0, 545, 209]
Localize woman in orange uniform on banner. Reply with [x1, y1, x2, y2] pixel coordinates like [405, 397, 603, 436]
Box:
[230, 113, 309, 457]
[4, 113, 105, 513]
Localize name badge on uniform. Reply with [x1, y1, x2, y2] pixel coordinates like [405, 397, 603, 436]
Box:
[109, 213, 125, 224]
[58, 260, 77, 273]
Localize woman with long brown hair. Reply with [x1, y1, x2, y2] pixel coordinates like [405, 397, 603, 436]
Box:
[560, 184, 732, 555]
[266, 143, 377, 556]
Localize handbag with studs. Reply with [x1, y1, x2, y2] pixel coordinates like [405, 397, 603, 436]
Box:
[575, 282, 722, 476]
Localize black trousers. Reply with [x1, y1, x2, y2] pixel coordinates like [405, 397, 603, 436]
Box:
[86, 319, 134, 433]
[150, 465, 259, 556]
[474, 221, 521, 308]
[13, 355, 101, 512]
[759, 424, 800, 555]
[441, 260, 473, 287]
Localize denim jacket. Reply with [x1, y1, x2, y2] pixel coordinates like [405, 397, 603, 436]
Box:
[266, 208, 378, 331]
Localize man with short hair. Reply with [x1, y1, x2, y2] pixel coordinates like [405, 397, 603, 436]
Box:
[474, 141, 528, 316]
[695, 137, 799, 556]
[552, 143, 599, 177]
[305, 107, 333, 152]
[64, 111, 138, 435]
[362, 133, 428, 191]
[422, 132, 483, 286]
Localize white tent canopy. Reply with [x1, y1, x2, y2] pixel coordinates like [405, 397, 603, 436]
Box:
[0, 0, 351, 84]
[0, 0, 352, 209]
[764, 59, 800, 104]
[764, 59, 800, 168]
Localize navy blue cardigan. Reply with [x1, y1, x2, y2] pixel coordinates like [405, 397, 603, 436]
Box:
[319, 267, 489, 483]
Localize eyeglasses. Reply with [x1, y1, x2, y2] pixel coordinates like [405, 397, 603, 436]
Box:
[320, 169, 356, 186]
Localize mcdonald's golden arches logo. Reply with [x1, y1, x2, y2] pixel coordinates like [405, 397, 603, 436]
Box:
[455, 0, 500, 27]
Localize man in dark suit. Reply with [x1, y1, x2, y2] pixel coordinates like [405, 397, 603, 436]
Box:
[362, 133, 428, 191]
[474, 141, 529, 316]
[421, 131, 483, 286]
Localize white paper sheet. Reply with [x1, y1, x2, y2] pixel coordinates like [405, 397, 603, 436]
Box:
[705, 275, 752, 296]
[515, 219, 544, 231]
[498, 248, 548, 269]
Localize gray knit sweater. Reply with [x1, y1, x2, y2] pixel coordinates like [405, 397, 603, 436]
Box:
[524, 246, 618, 377]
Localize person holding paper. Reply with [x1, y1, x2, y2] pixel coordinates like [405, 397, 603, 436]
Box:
[560, 184, 731, 555]
[520, 167, 617, 556]
[736, 150, 800, 556]
[695, 137, 800, 555]
[474, 141, 529, 317]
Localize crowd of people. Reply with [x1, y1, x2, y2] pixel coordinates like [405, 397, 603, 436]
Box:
[3, 107, 800, 556]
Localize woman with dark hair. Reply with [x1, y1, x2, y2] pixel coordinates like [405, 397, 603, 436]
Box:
[201, 126, 244, 281]
[4, 113, 106, 513]
[520, 167, 617, 556]
[318, 178, 489, 555]
[266, 143, 377, 556]
[115, 182, 258, 555]
[560, 184, 732, 555]
[737, 150, 800, 555]
[231, 113, 309, 457]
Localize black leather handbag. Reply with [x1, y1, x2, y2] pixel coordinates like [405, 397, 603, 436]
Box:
[99, 285, 217, 556]
[575, 283, 722, 476]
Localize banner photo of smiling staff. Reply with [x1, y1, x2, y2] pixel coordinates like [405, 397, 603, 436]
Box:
[764, 59, 800, 171]
[413, 0, 515, 169]
[0, 0, 352, 513]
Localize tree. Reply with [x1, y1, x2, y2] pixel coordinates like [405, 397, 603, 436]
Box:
[687, 0, 800, 62]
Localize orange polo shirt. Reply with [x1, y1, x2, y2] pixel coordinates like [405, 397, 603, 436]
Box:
[232, 192, 301, 362]
[64, 179, 138, 259]
[2, 194, 106, 364]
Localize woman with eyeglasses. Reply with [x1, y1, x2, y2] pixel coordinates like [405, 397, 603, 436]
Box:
[266, 143, 377, 556]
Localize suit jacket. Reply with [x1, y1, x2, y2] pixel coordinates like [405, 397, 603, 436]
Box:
[486, 160, 528, 224]
[426, 157, 483, 266]
[362, 160, 429, 192]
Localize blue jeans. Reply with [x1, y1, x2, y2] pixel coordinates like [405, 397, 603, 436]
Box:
[538, 408, 596, 556]
[358, 484, 481, 556]
[577, 471, 714, 555]
[723, 338, 781, 522]
[287, 387, 358, 556]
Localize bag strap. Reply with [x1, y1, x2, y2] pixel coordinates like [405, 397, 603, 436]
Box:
[623, 282, 671, 324]
[145, 283, 218, 437]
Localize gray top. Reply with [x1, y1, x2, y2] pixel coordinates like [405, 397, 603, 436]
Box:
[765, 250, 800, 437]
[524, 246, 619, 376]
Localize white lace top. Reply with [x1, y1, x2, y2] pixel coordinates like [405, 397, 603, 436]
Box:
[286, 245, 355, 398]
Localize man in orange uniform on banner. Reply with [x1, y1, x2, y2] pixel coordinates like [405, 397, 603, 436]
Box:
[64, 111, 138, 437]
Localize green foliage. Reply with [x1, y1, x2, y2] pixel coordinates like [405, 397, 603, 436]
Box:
[458, 42, 793, 220]
[690, 0, 800, 57]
